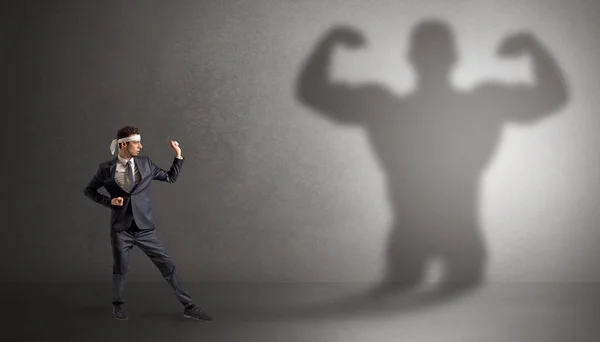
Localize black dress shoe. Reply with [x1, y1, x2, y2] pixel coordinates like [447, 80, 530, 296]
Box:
[113, 304, 128, 320]
[184, 305, 213, 321]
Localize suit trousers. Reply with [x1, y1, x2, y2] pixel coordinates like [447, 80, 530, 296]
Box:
[110, 220, 194, 307]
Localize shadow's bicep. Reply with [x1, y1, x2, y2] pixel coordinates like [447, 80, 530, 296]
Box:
[474, 83, 565, 125]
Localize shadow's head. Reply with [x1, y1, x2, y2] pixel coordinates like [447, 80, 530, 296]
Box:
[408, 20, 457, 83]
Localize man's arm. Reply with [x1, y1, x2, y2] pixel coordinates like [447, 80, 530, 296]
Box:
[83, 165, 112, 208]
[151, 156, 184, 183]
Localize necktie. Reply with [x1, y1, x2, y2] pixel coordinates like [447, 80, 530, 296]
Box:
[126, 160, 135, 192]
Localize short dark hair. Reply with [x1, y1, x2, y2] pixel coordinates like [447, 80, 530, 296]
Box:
[116, 126, 141, 149]
[117, 126, 141, 140]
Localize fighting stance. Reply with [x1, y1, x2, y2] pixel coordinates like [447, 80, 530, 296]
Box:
[84, 126, 212, 321]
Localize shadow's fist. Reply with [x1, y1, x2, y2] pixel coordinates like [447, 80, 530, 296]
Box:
[498, 32, 539, 57]
[329, 26, 365, 48]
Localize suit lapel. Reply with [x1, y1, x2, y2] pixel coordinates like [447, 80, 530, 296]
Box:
[108, 157, 119, 187]
[133, 156, 146, 180]
[131, 156, 146, 191]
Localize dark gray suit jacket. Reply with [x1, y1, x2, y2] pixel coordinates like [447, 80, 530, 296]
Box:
[84, 155, 184, 231]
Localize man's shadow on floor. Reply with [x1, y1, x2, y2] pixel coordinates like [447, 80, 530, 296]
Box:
[249, 18, 569, 322]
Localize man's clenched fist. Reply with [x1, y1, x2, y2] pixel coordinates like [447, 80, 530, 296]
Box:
[111, 197, 124, 206]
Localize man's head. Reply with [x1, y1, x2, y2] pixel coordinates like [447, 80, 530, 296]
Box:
[116, 126, 142, 158]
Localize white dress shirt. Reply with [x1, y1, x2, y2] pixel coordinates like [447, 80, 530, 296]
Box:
[115, 155, 140, 193]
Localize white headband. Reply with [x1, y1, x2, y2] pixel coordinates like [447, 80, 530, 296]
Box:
[110, 134, 141, 155]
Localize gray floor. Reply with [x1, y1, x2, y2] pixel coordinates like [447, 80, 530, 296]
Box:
[2, 282, 599, 341]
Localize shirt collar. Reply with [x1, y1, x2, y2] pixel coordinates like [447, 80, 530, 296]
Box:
[117, 154, 134, 166]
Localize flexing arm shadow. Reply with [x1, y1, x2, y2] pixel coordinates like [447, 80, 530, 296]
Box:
[475, 32, 569, 124]
[295, 26, 396, 126]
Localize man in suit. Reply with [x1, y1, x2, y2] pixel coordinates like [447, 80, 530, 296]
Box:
[84, 125, 212, 321]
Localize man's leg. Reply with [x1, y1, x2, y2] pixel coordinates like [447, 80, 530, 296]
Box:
[134, 228, 193, 305]
[134, 228, 212, 320]
[110, 229, 134, 319]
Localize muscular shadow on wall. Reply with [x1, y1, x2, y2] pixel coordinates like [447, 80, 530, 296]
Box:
[285, 18, 569, 320]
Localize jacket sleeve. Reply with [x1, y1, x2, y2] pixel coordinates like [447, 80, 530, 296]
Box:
[83, 164, 112, 208]
[151, 156, 184, 183]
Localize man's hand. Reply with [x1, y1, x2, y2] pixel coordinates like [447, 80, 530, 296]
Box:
[111, 197, 124, 206]
[169, 140, 182, 159]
